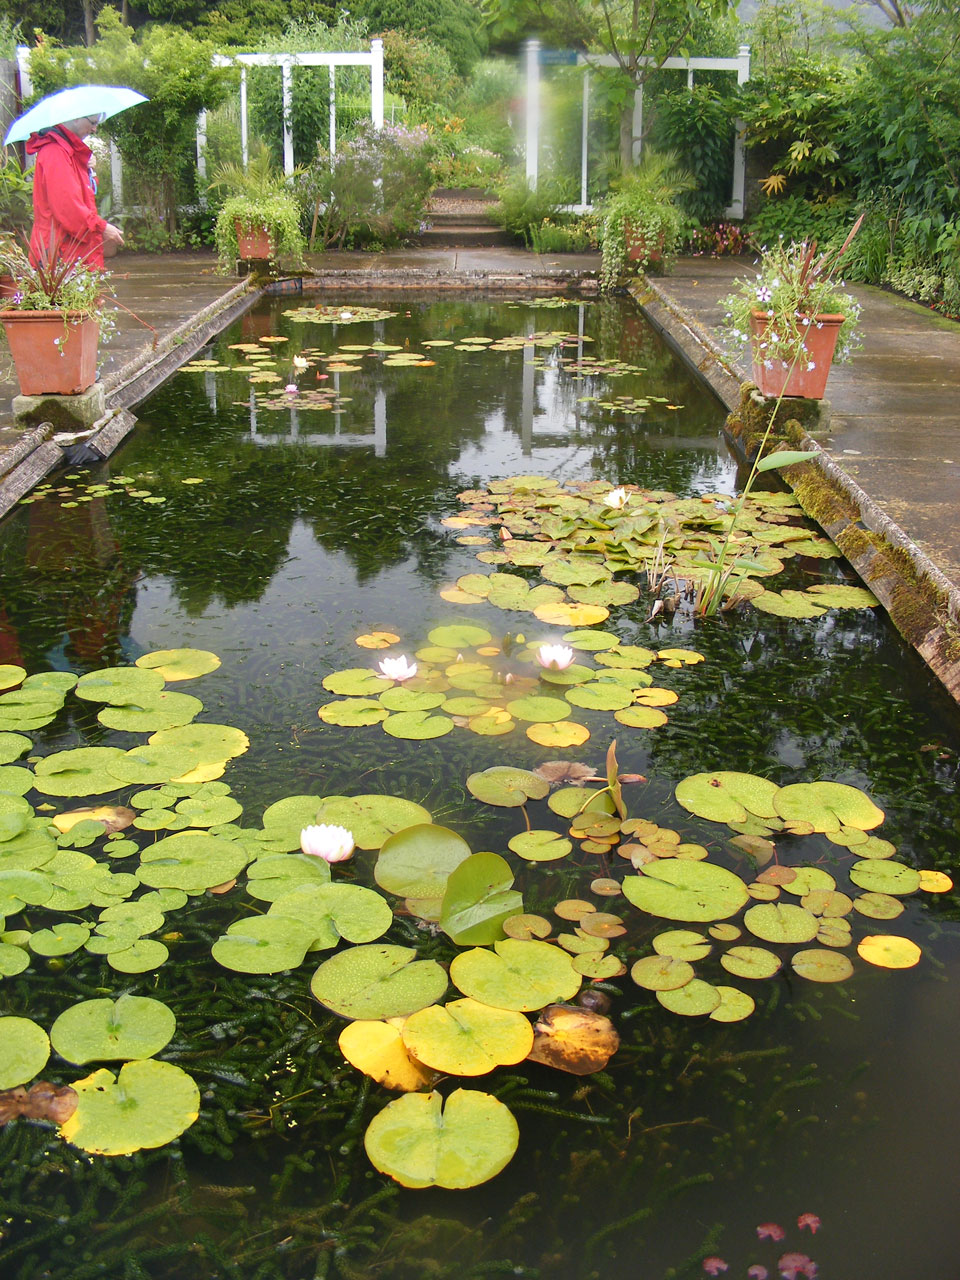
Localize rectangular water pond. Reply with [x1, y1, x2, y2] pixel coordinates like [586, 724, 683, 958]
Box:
[0, 294, 957, 1280]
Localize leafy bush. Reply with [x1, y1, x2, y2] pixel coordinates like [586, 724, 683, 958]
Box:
[430, 143, 504, 191]
[685, 220, 750, 258]
[353, 0, 486, 77]
[380, 28, 459, 111]
[653, 86, 737, 221]
[529, 216, 597, 254]
[303, 122, 433, 250]
[747, 193, 856, 251]
[214, 192, 306, 267]
[598, 151, 695, 291]
[0, 156, 34, 240]
[492, 174, 570, 246]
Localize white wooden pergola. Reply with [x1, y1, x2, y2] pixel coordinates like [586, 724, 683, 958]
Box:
[523, 39, 751, 218]
[203, 41, 385, 180]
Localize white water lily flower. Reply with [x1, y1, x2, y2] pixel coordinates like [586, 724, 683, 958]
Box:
[379, 654, 418, 681]
[537, 643, 575, 671]
[300, 824, 355, 863]
[292, 356, 309, 372]
[605, 487, 628, 509]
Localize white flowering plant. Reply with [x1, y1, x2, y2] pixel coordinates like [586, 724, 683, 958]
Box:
[720, 218, 864, 371]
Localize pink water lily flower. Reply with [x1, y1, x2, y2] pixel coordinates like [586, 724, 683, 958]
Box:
[702, 1258, 728, 1276]
[748, 1268, 769, 1280]
[778, 1253, 817, 1279]
[284, 383, 298, 394]
[757, 1223, 785, 1242]
[379, 654, 418, 681]
[300, 824, 355, 863]
[605, 486, 628, 508]
[797, 1214, 821, 1235]
[537, 643, 575, 671]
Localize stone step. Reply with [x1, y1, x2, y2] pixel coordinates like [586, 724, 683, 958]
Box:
[416, 225, 515, 248]
[427, 210, 505, 228]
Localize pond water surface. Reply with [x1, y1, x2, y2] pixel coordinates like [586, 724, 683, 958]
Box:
[0, 295, 957, 1280]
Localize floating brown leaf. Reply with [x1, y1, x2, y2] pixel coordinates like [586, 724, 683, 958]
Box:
[0, 1081, 78, 1126]
[534, 761, 598, 786]
[525, 1003, 619, 1075]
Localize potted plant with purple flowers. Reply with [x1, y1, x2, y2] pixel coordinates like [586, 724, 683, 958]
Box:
[720, 216, 864, 399]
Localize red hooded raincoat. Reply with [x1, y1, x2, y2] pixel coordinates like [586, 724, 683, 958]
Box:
[26, 125, 105, 270]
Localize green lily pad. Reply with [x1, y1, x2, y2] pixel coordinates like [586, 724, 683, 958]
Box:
[60, 1059, 199, 1155]
[547, 787, 614, 819]
[364, 1088, 518, 1189]
[33, 747, 128, 797]
[622, 859, 749, 922]
[174, 795, 244, 828]
[74, 666, 165, 705]
[310, 943, 448, 1019]
[0, 940, 30, 975]
[0, 1015, 49, 1087]
[466, 767, 550, 808]
[382, 710, 454, 740]
[135, 649, 222, 681]
[0, 733, 31, 765]
[322, 668, 392, 697]
[565, 683, 635, 711]
[652, 929, 712, 961]
[507, 830, 573, 862]
[0, 794, 31, 841]
[439, 852, 523, 946]
[106, 939, 170, 973]
[29, 923, 91, 956]
[0, 868, 54, 913]
[631, 954, 695, 991]
[212, 915, 316, 973]
[848, 859, 921, 895]
[107, 744, 202, 785]
[505, 694, 571, 723]
[561, 629, 621, 651]
[0, 665, 26, 691]
[21, 671, 77, 693]
[261, 794, 324, 844]
[318, 698, 391, 727]
[709, 986, 756, 1022]
[50, 995, 176, 1064]
[375, 824, 472, 902]
[567, 582, 640, 607]
[450, 939, 580, 1011]
[267, 883, 393, 948]
[773, 781, 884, 834]
[378, 688, 447, 713]
[427, 624, 492, 648]
[750, 589, 828, 618]
[791, 948, 855, 983]
[614, 706, 669, 729]
[675, 772, 781, 825]
[401, 998, 533, 1076]
[148, 723, 249, 764]
[852, 891, 904, 919]
[314, 795, 432, 851]
[656, 978, 721, 1016]
[595, 645, 656, 669]
[137, 832, 250, 892]
[743, 902, 820, 943]
[806, 584, 880, 609]
[98, 691, 204, 733]
[246, 853, 332, 901]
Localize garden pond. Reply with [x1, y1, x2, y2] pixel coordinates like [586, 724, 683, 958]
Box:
[0, 294, 957, 1280]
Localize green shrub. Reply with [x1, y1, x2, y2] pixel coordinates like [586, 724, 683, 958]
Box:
[747, 193, 855, 251]
[653, 86, 737, 221]
[493, 174, 571, 245]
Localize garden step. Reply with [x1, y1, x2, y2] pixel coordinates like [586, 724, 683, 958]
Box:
[417, 225, 515, 248]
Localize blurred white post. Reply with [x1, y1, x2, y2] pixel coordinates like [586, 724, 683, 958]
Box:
[374, 387, 386, 457]
[240, 66, 249, 167]
[370, 37, 384, 128]
[632, 86, 643, 164]
[580, 71, 589, 208]
[525, 39, 539, 189]
[329, 65, 336, 156]
[110, 140, 123, 211]
[728, 45, 751, 219]
[281, 57, 294, 174]
[196, 109, 207, 185]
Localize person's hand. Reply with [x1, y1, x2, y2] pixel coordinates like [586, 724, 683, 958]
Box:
[102, 222, 124, 259]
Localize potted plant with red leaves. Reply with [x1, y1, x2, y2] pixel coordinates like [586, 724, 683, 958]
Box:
[720, 216, 864, 399]
[0, 240, 114, 396]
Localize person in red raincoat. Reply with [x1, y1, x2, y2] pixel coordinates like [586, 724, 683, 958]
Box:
[27, 112, 124, 270]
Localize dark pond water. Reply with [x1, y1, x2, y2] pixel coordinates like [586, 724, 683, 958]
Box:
[0, 295, 958, 1280]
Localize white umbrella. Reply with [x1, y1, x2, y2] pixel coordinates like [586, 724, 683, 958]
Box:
[4, 84, 148, 145]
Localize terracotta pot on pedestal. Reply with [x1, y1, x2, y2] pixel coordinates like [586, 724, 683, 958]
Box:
[1, 311, 99, 395]
[749, 311, 844, 400]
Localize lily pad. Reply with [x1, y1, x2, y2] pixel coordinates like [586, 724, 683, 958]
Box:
[622, 859, 749, 922]
[97, 691, 204, 733]
[791, 948, 855, 982]
[525, 721, 590, 747]
[29, 923, 91, 956]
[322, 668, 392, 697]
[135, 649, 222, 681]
[107, 939, 170, 973]
[439, 853, 522, 946]
[675, 772, 781, 825]
[137, 832, 250, 892]
[74, 666, 165, 705]
[401, 998, 533, 1076]
[364, 1088, 518, 1189]
[375, 824, 471, 903]
[338, 1018, 436, 1092]
[148, 723, 249, 764]
[427, 624, 492, 648]
[565, 684, 635, 711]
[856, 933, 921, 969]
[314, 795, 432, 851]
[267, 883, 393, 948]
[656, 978, 721, 1016]
[245, 854, 332, 901]
[719, 945, 782, 979]
[466, 767, 550, 808]
[849, 859, 921, 895]
[450, 939, 580, 1011]
[525, 1003, 620, 1075]
[743, 902, 819, 944]
[311, 944, 448, 1020]
[318, 698, 391, 727]
[0, 665, 26, 691]
[773, 781, 884, 834]
[709, 986, 755, 1023]
[0, 733, 31, 765]
[60, 1059, 199, 1155]
[211, 915, 316, 973]
[507, 830, 573, 862]
[50, 995, 176, 1064]
[652, 929, 712, 961]
[33, 747, 128, 797]
[382, 710, 454, 740]
[614, 706, 668, 729]
[0, 1015, 50, 1087]
[631, 954, 695, 991]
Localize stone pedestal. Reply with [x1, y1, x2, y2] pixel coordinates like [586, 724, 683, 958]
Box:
[12, 384, 106, 433]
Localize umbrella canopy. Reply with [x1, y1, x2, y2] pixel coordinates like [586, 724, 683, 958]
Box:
[4, 84, 148, 145]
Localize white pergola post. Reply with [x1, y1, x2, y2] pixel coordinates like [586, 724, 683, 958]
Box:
[281, 56, 294, 175]
[371, 37, 384, 129]
[196, 109, 207, 184]
[110, 140, 123, 211]
[727, 44, 751, 219]
[524, 38, 540, 189]
[240, 66, 248, 167]
[329, 65, 336, 156]
[580, 71, 589, 209]
[632, 85, 643, 165]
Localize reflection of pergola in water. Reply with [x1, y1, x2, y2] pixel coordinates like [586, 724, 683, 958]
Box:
[202, 308, 599, 455]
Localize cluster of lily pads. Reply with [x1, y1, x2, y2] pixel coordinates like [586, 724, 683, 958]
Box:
[18, 471, 194, 508]
[447, 474, 880, 617]
[318, 621, 699, 745]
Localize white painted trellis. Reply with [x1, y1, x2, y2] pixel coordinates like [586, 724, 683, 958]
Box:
[204, 41, 384, 181]
[523, 39, 751, 218]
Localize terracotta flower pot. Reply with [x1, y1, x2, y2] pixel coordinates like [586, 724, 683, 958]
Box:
[625, 222, 664, 265]
[1, 311, 99, 395]
[749, 311, 844, 400]
[0, 275, 17, 300]
[235, 221, 274, 260]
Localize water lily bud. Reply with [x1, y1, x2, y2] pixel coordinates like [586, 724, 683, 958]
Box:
[605, 487, 628, 509]
[378, 654, 417, 681]
[300, 823, 355, 863]
[537, 643, 575, 671]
